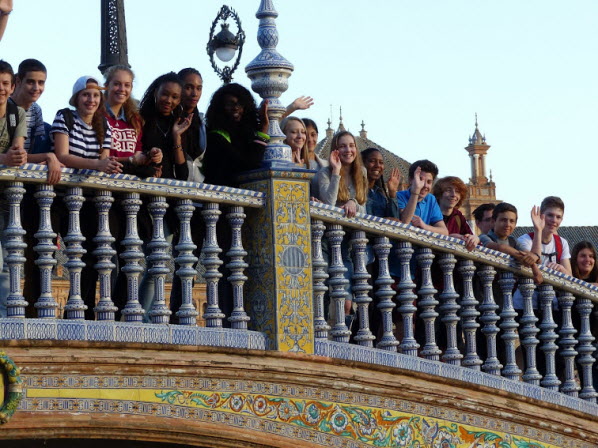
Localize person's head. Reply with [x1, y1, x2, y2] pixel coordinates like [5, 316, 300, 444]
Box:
[330, 131, 367, 205]
[0, 60, 15, 106]
[104, 65, 142, 133]
[14, 58, 47, 105]
[492, 202, 518, 239]
[69, 75, 107, 145]
[104, 65, 133, 107]
[69, 75, 105, 116]
[302, 117, 318, 154]
[139, 72, 183, 119]
[571, 241, 598, 281]
[205, 82, 259, 132]
[408, 159, 438, 202]
[473, 203, 496, 235]
[540, 196, 565, 235]
[432, 176, 468, 212]
[178, 68, 202, 113]
[361, 147, 384, 183]
[281, 116, 307, 161]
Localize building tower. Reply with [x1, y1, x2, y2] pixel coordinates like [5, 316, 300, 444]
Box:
[99, 0, 130, 74]
[462, 114, 500, 227]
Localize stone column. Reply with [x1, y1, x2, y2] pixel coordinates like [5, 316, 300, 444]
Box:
[242, 172, 314, 353]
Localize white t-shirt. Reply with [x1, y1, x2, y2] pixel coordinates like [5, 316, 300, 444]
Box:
[516, 233, 570, 265]
[513, 233, 570, 309]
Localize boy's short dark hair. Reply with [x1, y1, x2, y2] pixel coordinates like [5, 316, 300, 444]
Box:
[0, 60, 15, 84]
[493, 202, 518, 220]
[408, 159, 439, 180]
[17, 59, 47, 80]
[540, 196, 564, 213]
[473, 203, 495, 222]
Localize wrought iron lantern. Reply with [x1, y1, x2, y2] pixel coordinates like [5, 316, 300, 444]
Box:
[207, 5, 245, 84]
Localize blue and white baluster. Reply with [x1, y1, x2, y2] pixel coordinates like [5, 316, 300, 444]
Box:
[4, 182, 27, 318]
[226, 206, 250, 329]
[576, 297, 597, 402]
[119, 193, 145, 322]
[498, 271, 521, 380]
[33, 185, 58, 318]
[174, 199, 199, 326]
[397, 242, 419, 356]
[438, 253, 462, 365]
[374, 237, 398, 351]
[478, 265, 502, 375]
[537, 284, 561, 390]
[62, 187, 88, 320]
[326, 224, 350, 342]
[458, 259, 482, 370]
[92, 190, 117, 321]
[201, 202, 224, 328]
[518, 278, 541, 385]
[557, 292, 579, 397]
[351, 230, 374, 347]
[416, 247, 440, 361]
[146, 196, 171, 324]
[311, 219, 330, 340]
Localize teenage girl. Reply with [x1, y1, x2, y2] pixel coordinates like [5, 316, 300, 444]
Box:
[51, 75, 123, 319]
[303, 118, 327, 170]
[281, 116, 308, 167]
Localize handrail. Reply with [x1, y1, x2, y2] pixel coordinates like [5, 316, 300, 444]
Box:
[0, 164, 266, 208]
[310, 201, 598, 302]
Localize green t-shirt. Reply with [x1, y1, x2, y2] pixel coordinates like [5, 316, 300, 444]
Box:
[0, 106, 27, 153]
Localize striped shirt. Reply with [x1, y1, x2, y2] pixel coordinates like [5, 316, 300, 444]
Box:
[24, 102, 45, 152]
[50, 109, 111, 159]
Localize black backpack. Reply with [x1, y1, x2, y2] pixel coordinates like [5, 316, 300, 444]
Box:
[6, 98, 20, 144]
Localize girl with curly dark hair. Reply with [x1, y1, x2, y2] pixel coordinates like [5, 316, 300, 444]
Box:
[139, 72, 191, 181]
[203, 83, 268, 187]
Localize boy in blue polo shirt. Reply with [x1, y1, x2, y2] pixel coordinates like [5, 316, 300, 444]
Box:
[397, 159, 448, 235]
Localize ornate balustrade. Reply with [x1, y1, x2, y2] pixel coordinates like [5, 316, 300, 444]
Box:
[0, 164, 267, 349]
[310, 201, 598, 416]
[1, 164, 597, 420]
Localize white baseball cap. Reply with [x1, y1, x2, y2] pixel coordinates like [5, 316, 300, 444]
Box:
[69, 75, 105, 106]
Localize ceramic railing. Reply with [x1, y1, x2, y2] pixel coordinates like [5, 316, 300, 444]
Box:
[310, 201, 598, 408]
[1, 164, 597, 414]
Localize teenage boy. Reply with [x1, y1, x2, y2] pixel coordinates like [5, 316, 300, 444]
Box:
[397, 159, 448, 235]
[473, 203, 495, 236]
[517, 196, 572, 276]
[10, 59, 61, 183]
[11, 59, 46, 153]
[0, 59, 27, 317]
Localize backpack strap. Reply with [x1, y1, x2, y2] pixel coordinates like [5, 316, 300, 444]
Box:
[6, 98, 19, 144]
[454, 213, 462, 231]
[553, 234, 563, 262]
[210, 129, 231, 144]
[529, 231, 563, 262]
[59, 108, 75, 132]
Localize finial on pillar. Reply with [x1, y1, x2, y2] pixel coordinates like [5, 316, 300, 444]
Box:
[245, 0, 295, 169]
[475, 112, 478, 129]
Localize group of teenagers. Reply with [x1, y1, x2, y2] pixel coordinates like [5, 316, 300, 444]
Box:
[0, 57, 596, 332]
[0, 57, 314, 320]
[282, 110, 597, 342]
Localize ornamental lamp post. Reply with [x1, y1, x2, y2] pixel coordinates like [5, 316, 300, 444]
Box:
[207, 5, 245, 84]
[245, 0, 295, 168]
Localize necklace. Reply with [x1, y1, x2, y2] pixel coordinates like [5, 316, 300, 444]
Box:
[156, 120, 170, 138]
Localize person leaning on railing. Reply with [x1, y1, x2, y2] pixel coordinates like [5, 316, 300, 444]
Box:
[311, 130, 368, 329]
[103, 65, 163, 319]
[361, 147, 401, 340]
[137, 72, 191, 321]
[50, 75, 123, 319]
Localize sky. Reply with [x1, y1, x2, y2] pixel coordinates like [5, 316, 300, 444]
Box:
[2, 0, 597, 226]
